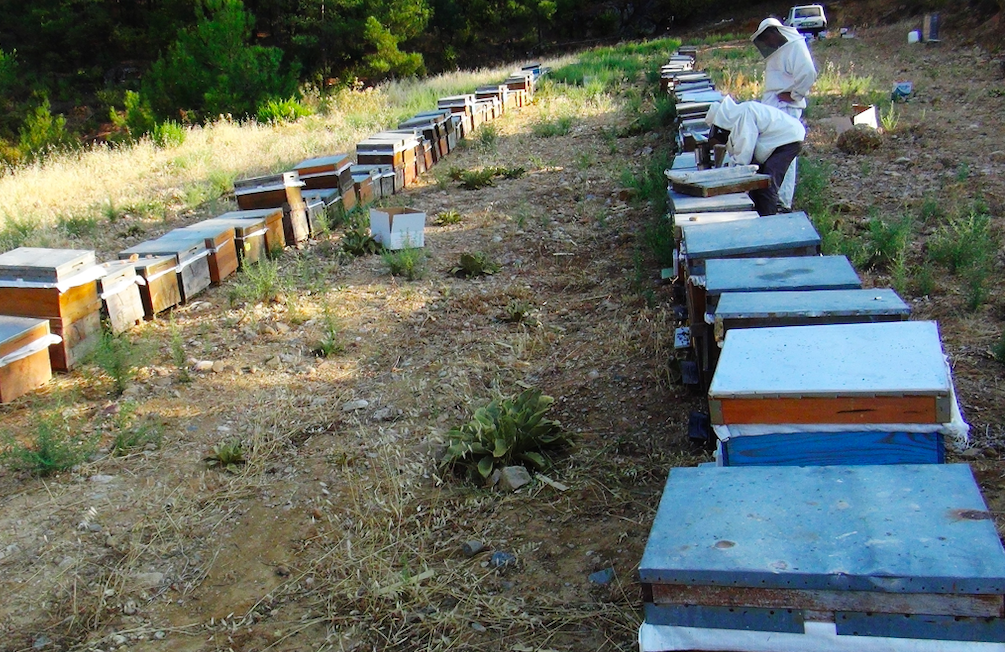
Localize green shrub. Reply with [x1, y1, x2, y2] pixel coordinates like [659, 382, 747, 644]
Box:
[866, 214, 912, 268]
[642, 216, 676, 268]
[142, 0, 299, 121]
[434, 210, 463, 225]
[795, 158, 833, 215]
[927, 212, 996, 273]
[382, 246, 426, 280]
[228, 257, 284, 305]
[204, 438, 246, 472]
[457, 168, 496, 190]
[111, 403, 163, 455]
[626, 147, 674, 214]
[57, 214, 99, 238]
[110, 90, 157, 141]
[90, 332, 140, 396]
[256, 97, 313, 124]
[992, 332, 1005, 364]
[440, 389, 572, 480]
[3, 413, 96, 476]
[18, 98, 76, 163]
[341, 227, 382, 256]
[0, 216, 39, 250]
[501, 299, 536, 324]
[451, 252, 500, 278]
[532, 116, 574, 138]
[152, 120, 186, 147]
[477, 123, 499, 151]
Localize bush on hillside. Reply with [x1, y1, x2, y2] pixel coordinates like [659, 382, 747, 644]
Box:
[142, 0, 299, 122]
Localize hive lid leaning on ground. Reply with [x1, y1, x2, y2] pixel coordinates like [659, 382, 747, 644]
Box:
[639, 463, 1005, 594]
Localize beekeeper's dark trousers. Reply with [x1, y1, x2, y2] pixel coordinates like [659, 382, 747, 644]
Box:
[750, 141, 802, 216]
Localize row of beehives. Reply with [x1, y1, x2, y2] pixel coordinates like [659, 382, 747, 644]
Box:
[639, 49, 1005, 652]
[0, 64, 545, 404]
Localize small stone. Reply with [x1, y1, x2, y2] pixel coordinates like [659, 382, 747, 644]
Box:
[275, 322, 291, 334]
[490, 551, 516, 568]
[212, 361, 226, 373]
[341, 399, 369, 412]
[194, 360, 214, 372]
[371, 407, 394, 422]
[491, 235, 503, 243]
[122, 599, 138, 615]
[499, 466, 532, 492]
[264, 356, 282, 369]
[893, 157, 912, 164]
[90, 474, 115, 484]
[111, 634, 127, 646]
[153, 631, 166, 640]
[959, 448, 982, 459]
[470, 622, 487, 633]
[275, 565, 291, 577]
[462, 540, 484, 557]
[122, 385, 142, 398]
[587, 370, 600, 380]
[133, 572, 165, 588]
[589, 567, 616, 585]
[32, 635, 51, 649]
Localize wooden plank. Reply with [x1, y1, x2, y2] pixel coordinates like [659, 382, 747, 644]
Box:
[719, 430, 944, 467]
[712, 396, 941, 425]
[650, 584, 1003, 618]
[102, 284, 144, 333]
[283, 203, 310, 245]
[673, 174, 771, 197]
[48, 309, 101, 371]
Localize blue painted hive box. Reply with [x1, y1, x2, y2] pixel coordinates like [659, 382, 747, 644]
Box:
[680, 212, 821, 276]
[713, 288, 911, 343]
[640, 464, 1005, 647]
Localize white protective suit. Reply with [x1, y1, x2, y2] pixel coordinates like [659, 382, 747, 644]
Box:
[752, 17, 818, 208]
[705, 97, 805, 167]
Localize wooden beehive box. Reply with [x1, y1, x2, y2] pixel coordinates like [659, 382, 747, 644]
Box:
[669, 166, 771, 198]
[668, 190, 755, 215]
[713, 288, 911, 343]
[292, 154, 354, 193]
[351, 171, 376, 206]
[175, 223, 239, 284]
[680, 212, 821, 277]
[304, 197, 326, 235]
[0, 316, 55, 402]
[199, 212, 269, 267]
[437, 94, 476, 116]
[301, 188, 344, 226]
[639, 464, 1005, 648]
[709, 321, 952, 426]
[350, 164, 397, 197]
[97, 260, 144, 333]
[398, 118, 442, 162]
[119, 234, 211, 304]
[234, 171, 305, 210]
[0, 247, 102, 371]
[130, 255, 181, 317]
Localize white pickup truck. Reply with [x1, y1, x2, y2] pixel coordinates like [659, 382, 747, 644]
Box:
[784, 5, 828, 36]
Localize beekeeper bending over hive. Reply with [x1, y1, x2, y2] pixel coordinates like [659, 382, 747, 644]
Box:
[705, 96, 805, 216]
[751, 17, 817, 211]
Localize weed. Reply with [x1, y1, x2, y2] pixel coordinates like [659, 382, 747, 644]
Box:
[451, 252, 500, 278]
[795, 158, 833, 215]
[575, 152, 595, 171]
[917, 197, 944, 223]
[3, 412, 95, 476]
[955, 162, 971, 182]
[965, 266, 991, 312]
[382, 246, 426, 280]
[477, 123, 499, 151]
[169, 316, 190, 383]
[494, 166, 526, 179]
[434, 209, 463, 225]
[58, 214, 98, 238]
[102, 196, 123, 223]
[312, 310, 345, 358]
[866, 214, 912, 268]
[532, 116, 574, 138]
[880, 103, 899, 132]
[501, 299, 536, 325]
[927, 212, 995, 273]
[458, 168, 496, 190]
[992, 332, 1005, 363]
[204, 439, 246, 472]
[642, 216, 676, 267]
[110, 402, 163, 455]
[625, 147, 674, 214]
[912, 265, 935, 296]
[256, 97, 313, 124]
[341, 227, 382, 256]
[152, 121, 186, 148]
[90, 331, 140, 396]
[440, 389, 572, 481]
[0, 216, 38, 250]
[228, 258, 284, 305]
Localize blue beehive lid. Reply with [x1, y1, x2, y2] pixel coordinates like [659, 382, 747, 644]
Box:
[682, 212, 820, 260]
[715, 288, 910, 322]
[640, 464, 1005, 594]
[704, 256, 860, 296]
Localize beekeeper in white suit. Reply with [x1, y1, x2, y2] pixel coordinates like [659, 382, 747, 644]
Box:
[705, 96, 805, 216]
[751, 17, 817, 210]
